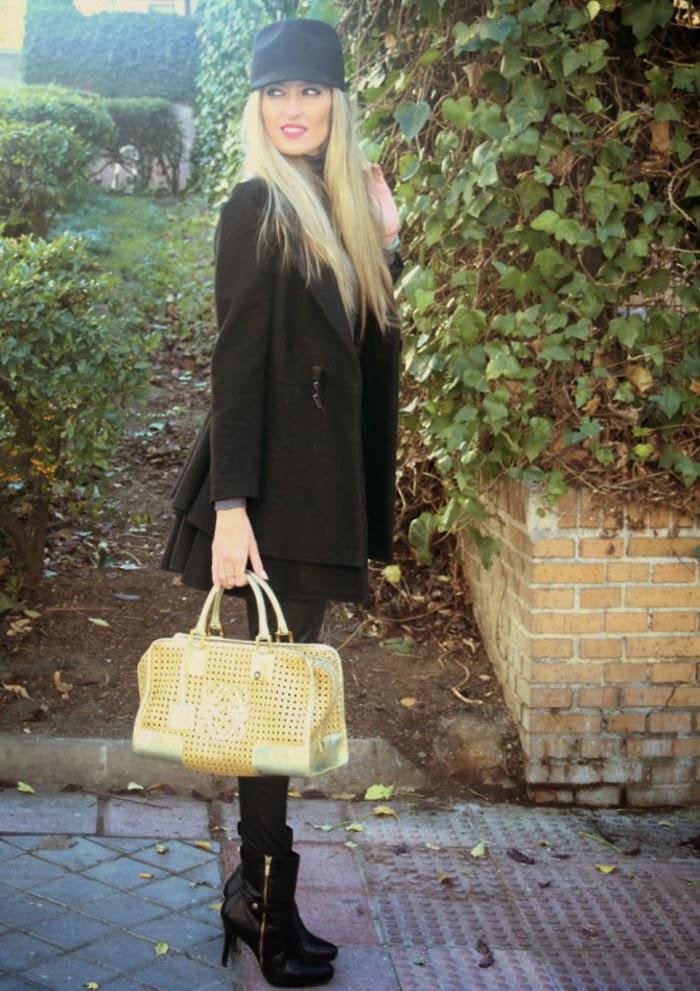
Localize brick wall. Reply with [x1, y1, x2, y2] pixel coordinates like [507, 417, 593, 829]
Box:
[457, 477, 700, 807]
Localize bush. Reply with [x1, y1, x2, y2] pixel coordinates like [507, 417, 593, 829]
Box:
[0, 119, 93, 236]
[0, 233, 160, 587]
[102, 98, 185, 194]
[23, 0, 198, 102]
[0, 83, 116, 151]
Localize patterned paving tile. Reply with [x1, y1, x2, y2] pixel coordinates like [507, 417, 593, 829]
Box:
[22, 951, 118, 989]
[0, 793, 97, 836]
[102, 797, 209, 838]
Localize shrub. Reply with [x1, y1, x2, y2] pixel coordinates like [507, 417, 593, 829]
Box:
[0, 234, 160, 587]
[0, 83, 116, 151]
[0, 119, 93, 236]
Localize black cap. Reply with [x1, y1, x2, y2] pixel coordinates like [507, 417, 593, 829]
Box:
[250, 18, 347, 91]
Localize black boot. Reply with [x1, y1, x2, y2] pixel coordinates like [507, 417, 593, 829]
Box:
[220, 845, 334, 987]
[224, 823, 338, 964]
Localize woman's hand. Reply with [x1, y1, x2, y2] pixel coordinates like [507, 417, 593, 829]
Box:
[211, 507, 268, 589]
[366, 162, 401, 246]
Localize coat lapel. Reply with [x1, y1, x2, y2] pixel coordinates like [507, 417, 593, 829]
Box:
[307, 262, 357, 362]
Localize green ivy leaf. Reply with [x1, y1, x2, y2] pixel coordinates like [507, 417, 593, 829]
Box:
[651, 386, 683, 419]
[620, 0, 674, 40]
[394, 100, 432, 141]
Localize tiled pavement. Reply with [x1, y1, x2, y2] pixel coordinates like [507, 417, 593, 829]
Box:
[0, 790, 699, 990]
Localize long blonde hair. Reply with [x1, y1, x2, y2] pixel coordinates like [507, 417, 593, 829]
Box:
[234, 85, 400, 341]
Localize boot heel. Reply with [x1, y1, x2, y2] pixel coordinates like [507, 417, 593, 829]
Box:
[221, 922, 239, 966]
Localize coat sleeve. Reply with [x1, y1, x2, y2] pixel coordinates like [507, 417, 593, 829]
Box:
[386, 247, 404, 286]
[209, 179, 274, 502]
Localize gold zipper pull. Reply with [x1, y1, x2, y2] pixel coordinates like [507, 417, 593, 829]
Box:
[258, 854, 272, 963]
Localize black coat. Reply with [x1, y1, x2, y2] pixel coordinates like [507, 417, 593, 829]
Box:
[168, 177, 404, 568]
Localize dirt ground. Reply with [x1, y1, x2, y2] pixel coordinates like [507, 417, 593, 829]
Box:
[0, 338, 524, 801]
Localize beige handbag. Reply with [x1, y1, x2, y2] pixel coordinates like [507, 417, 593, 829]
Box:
[132, 570, 348, 777]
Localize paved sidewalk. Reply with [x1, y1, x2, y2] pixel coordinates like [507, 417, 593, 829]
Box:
[0, 789, 698, 990]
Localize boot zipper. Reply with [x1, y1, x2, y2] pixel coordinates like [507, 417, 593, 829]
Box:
[258, 854, 271, 963]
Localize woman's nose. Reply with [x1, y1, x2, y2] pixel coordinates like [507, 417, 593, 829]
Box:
[281, 98, 304, 118]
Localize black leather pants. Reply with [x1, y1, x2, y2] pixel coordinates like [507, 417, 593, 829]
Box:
[237, 588, 327, 856]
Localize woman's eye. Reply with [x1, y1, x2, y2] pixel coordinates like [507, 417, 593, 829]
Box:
[266, 87, 320, 96]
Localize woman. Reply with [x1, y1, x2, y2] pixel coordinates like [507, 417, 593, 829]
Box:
[160, 17, 404, 988]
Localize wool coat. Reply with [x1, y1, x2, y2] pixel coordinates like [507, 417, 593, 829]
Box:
[164, 176, 404, 581]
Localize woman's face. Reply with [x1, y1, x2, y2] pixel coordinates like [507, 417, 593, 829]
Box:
[260, 79, 332, 157]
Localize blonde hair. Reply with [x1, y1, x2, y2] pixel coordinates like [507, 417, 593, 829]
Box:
[234, 85, 400, 341]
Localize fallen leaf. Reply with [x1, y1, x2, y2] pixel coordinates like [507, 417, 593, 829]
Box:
[579, 830, 623, 853]
[469, 839, 488, 858]
[87, 617, 110, 627]
[345, 822, 365, 832]
[372, 804, 397, 818]
[2, 682, 31, 700]
[657, 820, 673, 827]
[311, 823, 335, 832]
[364, 784, 394, 801]
[193, 840, 212, 851]
[425, 842, 442, 851]
[208, 902, 223, 910]
[331, 792, 357, 801]
[437, 872, 453, 886]
[287, 789, 302, 798]
[154, 844, 169, 854]
[138, 872, 154, 879]
[344, 840, 358, 849]
[126, 782, 144, 792]
[507, 847, 536, 865]
[383, 564, 401, 585]
[84, 983, 100, 990]
[476, 936, 495, 968]
[52, 669, 72, 699]
[17, 781, 35, 794]
[380, 636, 417, 656]
[154, 941, 168, 956]
[400, 697, 418, 708]
[596, 864, 617, 874]
[7, 617, 32, 637]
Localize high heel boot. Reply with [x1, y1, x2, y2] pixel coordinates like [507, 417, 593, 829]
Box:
[220, 845, 334, 987]
[224, 823, 338, 963]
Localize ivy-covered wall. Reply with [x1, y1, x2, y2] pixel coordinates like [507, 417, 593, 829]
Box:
[192, 0, 699, 564]
[23, 0, 199, 101]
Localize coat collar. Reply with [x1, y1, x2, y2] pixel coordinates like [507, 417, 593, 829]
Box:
[307, 261, 358, 363]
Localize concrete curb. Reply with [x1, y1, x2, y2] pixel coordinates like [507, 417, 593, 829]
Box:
[0, 734, 426, 796]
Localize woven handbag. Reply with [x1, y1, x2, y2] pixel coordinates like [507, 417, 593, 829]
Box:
[132, 570, 348, 777]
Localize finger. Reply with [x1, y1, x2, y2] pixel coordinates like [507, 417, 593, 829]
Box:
[230, 554, 249, 586]
[248, 542, 269, 581]
[215, 560, 232, 589]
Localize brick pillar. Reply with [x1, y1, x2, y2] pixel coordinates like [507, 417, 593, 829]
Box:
[457, 477, 700, 807]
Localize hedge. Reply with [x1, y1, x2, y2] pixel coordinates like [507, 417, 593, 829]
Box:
[23, 0, 198, 102]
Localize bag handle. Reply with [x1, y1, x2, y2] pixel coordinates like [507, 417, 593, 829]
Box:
[208, 570, 293, 641]
[191, 573, 281, 643]
[244, 570, 293, 641]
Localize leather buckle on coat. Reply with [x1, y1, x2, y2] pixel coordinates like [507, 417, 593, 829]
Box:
[311, 364, 326, 412]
